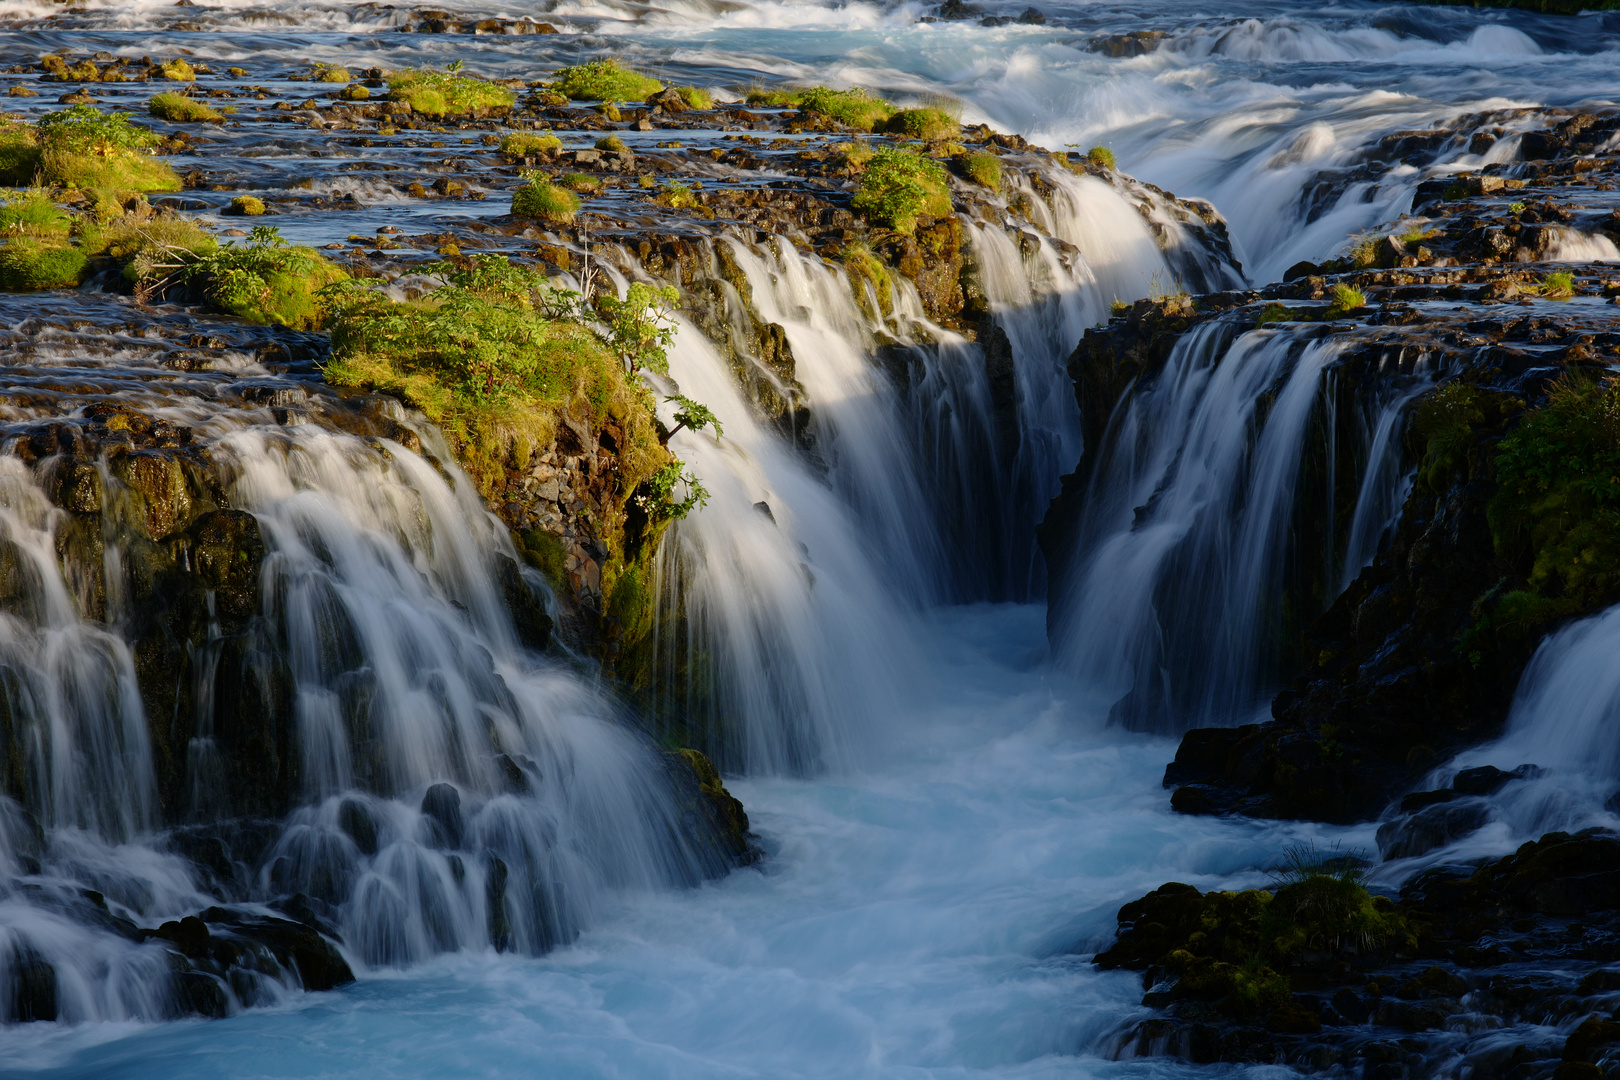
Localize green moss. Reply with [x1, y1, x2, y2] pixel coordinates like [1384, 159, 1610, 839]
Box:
[158, 59, 195, 82]
[884, 107, 958, 141]
[516, 528, 568, 586]
[0, 189, 72, 237]
[228, 195, 265, 216]
[595, 135, 629, 153]
[659, 180, 701, 209]
[841, 241, 892, 320]
[320, 253, 668, 508]
[387, 68, 516, 118]
[560, 172, 600, 193]
[179, 226, 345, 329]
[511, 178, 579, 223]
[1489, 374, 1620, 608]
[0, 123, 41, 186]
[674, 86, 713, 110]
[830, 141, 875, 171]
[148, 92, 222, 123]
[0, 239, 87, 290]
[1255, 301, 1294, 327]
[960, 150, 1001, 190]
[313, 63, 351, 83]
[1411, 382, 1485, 493]
[499, 132, 560, 157]
[795, 86, 895, 131]
[851, 147, 951, 233]
[551, 60, 663, 102]
[1086, 144, 1116, 169]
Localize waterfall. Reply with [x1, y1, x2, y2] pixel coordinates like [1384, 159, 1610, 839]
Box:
[0, 311, 721, 1022]
[1050, 320, 1428, 732]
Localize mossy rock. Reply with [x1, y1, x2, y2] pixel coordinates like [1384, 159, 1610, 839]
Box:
[0, 240, 87, 290]
[112, 452, 194, 540]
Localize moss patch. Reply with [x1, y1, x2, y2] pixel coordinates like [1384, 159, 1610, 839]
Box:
[387, 68, 515, 118]
[551, 60, 663, 102]
[510, 178, 579, 222]
[959, 149, 1001, 190]
[884, 107, 958, 141]
[148, 92, 222, 123]
[0, 239, 88, 290]
[499, 132, 560, 157]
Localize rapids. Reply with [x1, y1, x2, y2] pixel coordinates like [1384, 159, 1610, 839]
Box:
[2, 0, 1619, 1074]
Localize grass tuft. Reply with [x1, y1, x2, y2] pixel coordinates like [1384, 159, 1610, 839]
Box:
[883, 107, 958, 141]
[1086, 144, 1116, 169]
[388, 68, 515, 118]
[960, 149, 1001, 190]
[148, 92, 223, 123]
[551, 60, 663, 102]
[1326, 283, 1366, 317]
[511, 177, 580, 223]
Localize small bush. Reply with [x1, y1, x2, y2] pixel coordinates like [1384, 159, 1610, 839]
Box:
[796, 86, 895, 131]
[0, 239, 87, 290]
[182, 226, 346, 329]
[960, 150, 1001, 190]
[499, 132, 560, 157]
[1325, 283, 1366, 316]
[1086, 144, 1116, 169]
[884, 107, 958, 141]
[1539, 270, 1575, 298]
[511, 178, 579, 223]
[148, 92, 222, 123]
[674, 86, 712, 110]
[851, 147, 951, 233]
[388, 68, 515, 118]
[595, 135, 629, 153]
[551, 60, 662, 102]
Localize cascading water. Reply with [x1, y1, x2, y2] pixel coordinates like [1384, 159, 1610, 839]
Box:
[1050, 318, 1430, 732]
[0, 304, 728, 1025]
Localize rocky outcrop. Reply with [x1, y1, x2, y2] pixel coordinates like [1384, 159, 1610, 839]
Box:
[1096, 830, 1620, 1073]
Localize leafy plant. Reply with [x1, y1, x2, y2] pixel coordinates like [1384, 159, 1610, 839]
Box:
[551, 59, 663, 102]
[636, 460, 709, 521]
[851, 147, 951, 233]
[663, 394, 721, 441]
[596, 281, 681, 376]
[1086, 144, 1116, 169]
[177, 225, 346, 328]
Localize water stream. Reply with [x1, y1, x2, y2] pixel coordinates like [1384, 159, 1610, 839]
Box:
[2, 0, 1619, 1073]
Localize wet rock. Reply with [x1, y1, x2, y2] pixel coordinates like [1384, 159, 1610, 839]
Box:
[5, 944, 57, 1023]
[420, 782, 465, 849]
[1376, 799, 1490, 859]
[337, 797, 379, 855]
[112, 451, 193, 540]
[667, 748, 761, 868]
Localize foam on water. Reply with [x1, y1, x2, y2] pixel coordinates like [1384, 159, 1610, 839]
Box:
[5, 604, 1365, 1078]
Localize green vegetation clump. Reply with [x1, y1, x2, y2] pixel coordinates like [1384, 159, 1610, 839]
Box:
[674, 86, 713, 110]
[1411, 382, 1485, 494]
[960, 150, 1001, 190]
[0, 239, 88, 291]
[744, 88, 800, 107]
[1086, 144, 1116, 169]
[91, 212, 218, 284]
[830, 142, 875, 171]
[883, 107, 958, 141]
[841, 241, 893, 320]
[499, 132, 561, 157]
[1255, 301, 1294, 327]
[851, 147, 951, 233]
[560, 172, 600, 193]
[1489, 374, 1620, 610]
[387, 68, 515, 118]
[595, 134, 629, 153]
[0, 120, 41, 185]
[32, 105, 179, 193]
[659, 180, 701, 209]
[320, 254, 671, 506]
[313, 63, 352, 83]
[148, 92, 223, 123]
[1538, 269, 1576, 298]
[228, 195, 265, 216]
[795, 86, 895, 131]
[1325, 282, 1366, 317]
[158, 59, 196, 82]
[510, 177, 579, 223]
[180, 225, 346, 329]
[551, 60, 663, 102]
[0, 189, 72, 237]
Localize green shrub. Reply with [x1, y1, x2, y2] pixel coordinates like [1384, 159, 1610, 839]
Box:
[595, 134, 629, 153]
[1539, 270, 1575, 298]
[1086, 144, 1116, 169]
[674, 86, 712, 110]
[0, 239, 87, 290]
[851, 147, 951, 233]
[499, 132, 561, 157]
[388, 68, 515, 118]
[1489, 374, 1620, 606]
[1325, 283, 1366, 317]
[510, 178, 579, 223]
[551, 60, 662, 101]
[960, 150, 1001, 190]
[148, 92, 222, 123]
[182, 225, 345, 329]
[883, 107, 957, 141]
[795, 86, 895, 131]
